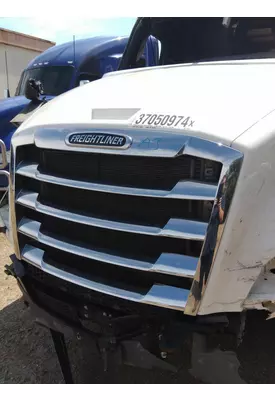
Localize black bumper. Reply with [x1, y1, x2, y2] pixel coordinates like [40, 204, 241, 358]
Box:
[6, 255, 234, 373]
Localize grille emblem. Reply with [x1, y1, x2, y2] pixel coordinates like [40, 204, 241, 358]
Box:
[65, 132, 132, 149]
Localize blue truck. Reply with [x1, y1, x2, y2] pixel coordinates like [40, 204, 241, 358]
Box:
[0, 34, 158, 188]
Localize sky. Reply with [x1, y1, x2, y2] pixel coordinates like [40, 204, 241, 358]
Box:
[0, 17, 137, 44]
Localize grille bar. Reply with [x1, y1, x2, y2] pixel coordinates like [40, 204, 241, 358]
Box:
[18, 218, 199, 278]
[17, 191, 207, 240]
[16, 162, 218, 200]
[22, 245, 190, 311]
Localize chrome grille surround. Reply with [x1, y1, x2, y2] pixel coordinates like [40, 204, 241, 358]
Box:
[10, 125, 243, 314]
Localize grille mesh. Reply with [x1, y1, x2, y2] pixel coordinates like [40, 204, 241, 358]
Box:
[15, 141, 222, 313]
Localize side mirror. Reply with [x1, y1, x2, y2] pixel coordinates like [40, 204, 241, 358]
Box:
[25, 78, 44, 103]
[4, 89, 10, 98]
[79, 80, 90, 87]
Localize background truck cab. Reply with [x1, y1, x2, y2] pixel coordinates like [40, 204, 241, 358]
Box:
[0, 34, 159, 189]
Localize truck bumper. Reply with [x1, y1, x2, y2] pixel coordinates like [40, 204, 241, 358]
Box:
[15, 274, 180, 372]
[6, 255, 241, 374]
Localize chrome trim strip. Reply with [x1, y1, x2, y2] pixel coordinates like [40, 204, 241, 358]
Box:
[16, 191, 207, 240]
[18, 217, 198, 278]
[184, 151, 243, 316]
[32, 125, 241, 161]
[16, 163, 217, 200]
[15, 162, 37, 178]
[21, 245, 189, 311]
[9, 142, 21, 258]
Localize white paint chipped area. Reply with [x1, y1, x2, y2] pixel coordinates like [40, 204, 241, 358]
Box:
[244, 273, 275, 310]
[200, 109, 275, 314]
[244, 256, 275, 314]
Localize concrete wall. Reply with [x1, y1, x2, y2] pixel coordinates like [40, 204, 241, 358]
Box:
[0, 44, 40, 97]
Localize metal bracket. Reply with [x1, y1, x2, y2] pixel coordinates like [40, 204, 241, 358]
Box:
[50, 329, 74, 384]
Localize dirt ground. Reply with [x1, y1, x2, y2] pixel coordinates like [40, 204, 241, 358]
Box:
[1, 231, 275, 384]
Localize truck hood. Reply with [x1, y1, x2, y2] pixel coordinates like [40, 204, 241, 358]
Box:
[0, 95, 29, 114]
[17, 60, 275, 146]
[0, 96, 30, 141]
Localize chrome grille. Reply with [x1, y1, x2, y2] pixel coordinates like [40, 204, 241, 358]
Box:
[12, 127, 242, 314]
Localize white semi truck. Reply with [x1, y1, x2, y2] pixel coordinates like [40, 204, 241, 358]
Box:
[2, 17, 275, 382]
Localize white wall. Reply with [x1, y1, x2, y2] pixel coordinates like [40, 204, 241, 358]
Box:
[0, 44, 40, 98]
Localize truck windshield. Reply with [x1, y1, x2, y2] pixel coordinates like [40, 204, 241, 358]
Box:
[121, 18, 275, 70]
[16, 66, 74, 96]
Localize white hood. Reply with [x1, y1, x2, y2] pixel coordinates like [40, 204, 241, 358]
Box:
[18, 60, 275, 146]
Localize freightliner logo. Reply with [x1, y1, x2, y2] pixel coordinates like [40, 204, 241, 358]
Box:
[66, 132, 132, 149]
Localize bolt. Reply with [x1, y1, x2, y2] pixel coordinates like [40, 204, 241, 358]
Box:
[158, 334, 163, 341]
[103, 312, 107, 317]
[76, 332, 81, 341]
[84, 313, 89, 318]
[84, 305, 88, 310]
[160, 352, 167, 359]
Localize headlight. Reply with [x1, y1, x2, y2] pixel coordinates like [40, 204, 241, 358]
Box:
[0, 150, 11, 165]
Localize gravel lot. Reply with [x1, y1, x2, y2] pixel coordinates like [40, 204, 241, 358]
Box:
[1, 231, 275, 384]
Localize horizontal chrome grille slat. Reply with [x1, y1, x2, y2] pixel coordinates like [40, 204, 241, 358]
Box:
[21, 245, 189, 311]
[16, 191, 207, 241]
[16, 162, 217, 200]
[18, 217, 199, 278]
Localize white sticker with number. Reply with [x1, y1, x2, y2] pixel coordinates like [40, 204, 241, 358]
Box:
[131, 112, 195, 130]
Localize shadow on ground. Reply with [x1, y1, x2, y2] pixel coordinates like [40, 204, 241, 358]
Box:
[0, 298, 63, 383]
[0, 297, 197, 384]
[1, 295, 275, 383]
